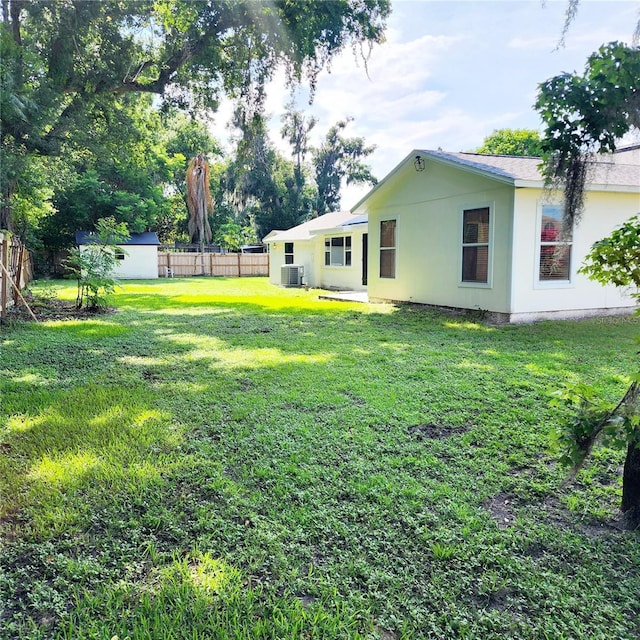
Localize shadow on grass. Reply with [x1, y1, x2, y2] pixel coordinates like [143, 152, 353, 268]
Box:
[2, 285, 639, 638]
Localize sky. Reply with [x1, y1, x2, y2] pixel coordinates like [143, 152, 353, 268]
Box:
[210, 0, 640, 209]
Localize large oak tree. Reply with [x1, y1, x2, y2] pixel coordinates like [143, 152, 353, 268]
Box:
[0, 0, 390, 229]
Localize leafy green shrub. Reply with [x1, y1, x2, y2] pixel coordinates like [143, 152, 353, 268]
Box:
[65, 217, 129, 309]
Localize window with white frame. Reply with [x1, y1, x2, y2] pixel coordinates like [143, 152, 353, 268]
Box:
[379, 219, 396, 278]
[284, 242, 294, 265]
[324, 236, 352, 266]
[461, 206, 490, 283]
[539, 204, 572, 282]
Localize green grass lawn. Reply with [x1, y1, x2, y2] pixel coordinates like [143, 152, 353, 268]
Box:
[1, 277, 639, 639]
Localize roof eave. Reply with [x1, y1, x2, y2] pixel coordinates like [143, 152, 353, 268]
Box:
[351, 150, 423, 212]
[513, 180, 640, 193]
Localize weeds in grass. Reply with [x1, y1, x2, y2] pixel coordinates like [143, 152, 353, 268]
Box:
[1, 278, 639, 639]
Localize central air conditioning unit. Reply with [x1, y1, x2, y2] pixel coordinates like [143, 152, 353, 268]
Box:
[281, 264, 304, 287]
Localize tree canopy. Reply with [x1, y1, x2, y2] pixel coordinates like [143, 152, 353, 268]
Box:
[475, 129, 543, 157]
[0, 0, 390, 233]
[313, 117, 377, 216]
[1, 0, 389, 155]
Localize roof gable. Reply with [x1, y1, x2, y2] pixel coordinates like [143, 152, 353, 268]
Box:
[352, 146, 640, 212]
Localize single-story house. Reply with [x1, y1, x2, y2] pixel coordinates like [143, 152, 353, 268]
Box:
[351, 146, 640, 323]
[75, 231, 160, 279]
[264, 211, 368, 290]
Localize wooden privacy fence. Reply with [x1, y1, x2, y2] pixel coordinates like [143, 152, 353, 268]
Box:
[1, 231, 34, 320]
[158, 252, 269, 278]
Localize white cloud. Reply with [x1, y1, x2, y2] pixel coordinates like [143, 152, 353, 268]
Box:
[206, 0, 637, 214]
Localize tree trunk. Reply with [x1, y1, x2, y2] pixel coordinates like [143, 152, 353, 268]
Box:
[621, 434, 640, 530]
[1, 184, 14, 231]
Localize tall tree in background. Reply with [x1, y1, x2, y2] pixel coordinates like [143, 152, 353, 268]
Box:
[281, 106, 318, 223]
[313, 118, 377, 216]
[186, 154, 213, 275]
[160, 114, 223, 244]
[476, 129, 543, 157]
[0, 0, 390, 231]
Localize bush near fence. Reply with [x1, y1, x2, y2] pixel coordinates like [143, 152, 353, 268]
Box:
[158, 251, 268, 277]
[1, 231, 34, 320]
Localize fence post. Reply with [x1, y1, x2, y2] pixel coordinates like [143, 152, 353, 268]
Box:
[13, 243, 24, 305]
[1, 234, 8, 322]
[237, 252, 241, 277]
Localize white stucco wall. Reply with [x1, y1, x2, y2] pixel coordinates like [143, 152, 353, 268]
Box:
[114, 245, 158, 279]
[363, 160, 514, 313]
[268, 240, 315, 286]
[509, 189, 638, 319]
[268, 226, 368, 291]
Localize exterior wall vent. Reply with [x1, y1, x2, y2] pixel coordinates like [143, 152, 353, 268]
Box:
[281, 264, 304, 287]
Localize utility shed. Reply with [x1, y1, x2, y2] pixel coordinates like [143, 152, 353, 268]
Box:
[75, 231, 160, 280]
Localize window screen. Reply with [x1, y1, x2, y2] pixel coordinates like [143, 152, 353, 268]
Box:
[461, 207, 490, 283]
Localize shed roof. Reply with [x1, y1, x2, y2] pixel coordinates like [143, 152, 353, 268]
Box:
[76, 231, 160, 246]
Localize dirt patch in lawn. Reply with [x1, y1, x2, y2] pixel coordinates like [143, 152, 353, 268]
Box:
[484, 491, 626, 536]
[3, 293, 115, 323]
[483, 492, 520, 529]
[407, 423, 471, 440]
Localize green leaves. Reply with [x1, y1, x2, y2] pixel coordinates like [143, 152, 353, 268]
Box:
[65, 217, 130, 309]
[476, 129, 543, 157]
[550, 380, 640, 472]
[535, 42, 640, 225]
[580, 214, 640, 290]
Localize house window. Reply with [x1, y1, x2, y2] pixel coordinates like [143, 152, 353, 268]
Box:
[284, 242, 294, 265]
[539, 204, 572, 282]
[324, 236, 352, 266]
[461, 207, 490, 283]
[115, 249, 126, 261]
[379, 219, 396, 278]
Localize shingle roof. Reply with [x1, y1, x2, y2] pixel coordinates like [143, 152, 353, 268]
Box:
[76, 231, 160, 246]
[420, 147, 640, 187]
[352, 146, 639, 213]
[263, 211, 366, 242]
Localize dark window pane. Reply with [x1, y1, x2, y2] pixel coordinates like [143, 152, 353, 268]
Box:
[285, 254, 294, 265]
[331, 237, 344, 247]
[285, 242, 294, 253]
[380, 220, 396, 248]
[463, 208, 489, 244]
[345, 251, 352, 266]
[345, 236, 352, 248]
[380, 249, 395, 278]
[325, 252, 330, 266]
[462, 246, 488, 282]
